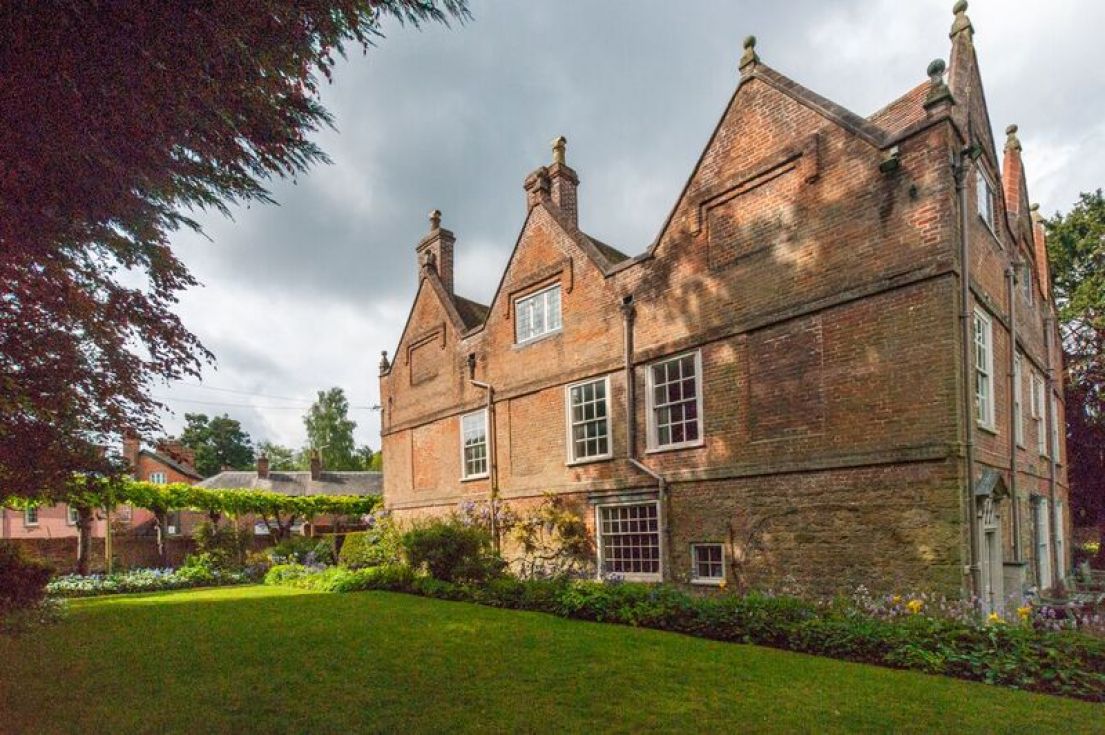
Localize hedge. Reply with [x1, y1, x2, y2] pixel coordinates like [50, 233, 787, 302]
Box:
[263, 564, 1105, 702]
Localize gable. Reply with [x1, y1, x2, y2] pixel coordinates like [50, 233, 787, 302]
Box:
[651, 70, 885, 256]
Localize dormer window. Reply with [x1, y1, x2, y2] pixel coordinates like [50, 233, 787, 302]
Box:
[976, 166, 996, 232]
[515, 284, 562, 344]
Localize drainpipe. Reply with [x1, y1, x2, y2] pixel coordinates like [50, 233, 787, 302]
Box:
[621, 294, 671, 581]
[953, 148, 980, 599]
[469, 375, 500, 551]
[1043, 314, 1059, 583]
[1006, 265, 1021, 562]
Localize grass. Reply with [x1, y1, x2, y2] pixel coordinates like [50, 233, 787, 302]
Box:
[0, 586, 1102, 734]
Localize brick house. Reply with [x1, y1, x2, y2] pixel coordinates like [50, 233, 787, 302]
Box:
[195, 452, 381, 536]
[0, 435, 202, 540]
[379, 3, 1069, 607]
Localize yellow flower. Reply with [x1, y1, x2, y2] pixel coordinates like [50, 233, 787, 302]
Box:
[891, 595, 902, 605]
[1016, 605, 1032, 621]
[906, 598, 924, 614]
[718, 579, 728, 590]
[987, 612, 1002, 624]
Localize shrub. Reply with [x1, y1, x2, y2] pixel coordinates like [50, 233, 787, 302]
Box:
[268, 536, 335, 567]
[263, 564, 1105, 702]
[192, 521, 252, 570]
[338, 514, 402, 569]
[48, 566, 254, 598]
[402, 520, 504, 583]
[0, 542, 52, 614]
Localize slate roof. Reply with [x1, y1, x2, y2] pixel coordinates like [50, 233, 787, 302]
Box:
[195, 471, 382, 497]
[453, 295, 491, 330]
[586, 234, 630, 265]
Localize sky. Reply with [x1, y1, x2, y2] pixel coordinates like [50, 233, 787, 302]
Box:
[157, 0, 1105, 451]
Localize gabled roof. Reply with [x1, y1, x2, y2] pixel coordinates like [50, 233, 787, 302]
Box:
[453, 295, 490, 330]
[196, 470, 382, 497]
[587, 234, 630, 265]
[140, 449, 202, 480]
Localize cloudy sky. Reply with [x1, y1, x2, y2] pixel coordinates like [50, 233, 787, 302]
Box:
[158, 0, 1105, 451]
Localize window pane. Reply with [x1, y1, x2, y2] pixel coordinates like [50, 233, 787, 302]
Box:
[651, 354, 700, 447]
[600, 504, 660, 576]
[515, 286, 561, 343]
[569, 378, 609, 460]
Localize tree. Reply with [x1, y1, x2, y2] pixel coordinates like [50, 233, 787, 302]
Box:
[256, 441, 303, 471]
[304, 388, 360, 470]
[1045, 191, 1105, 537]
[0, 1, 468, 499]
[180, 414, 255, 477]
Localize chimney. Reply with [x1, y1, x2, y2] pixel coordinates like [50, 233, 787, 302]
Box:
[257, 454, 270, 479]
[523, 166, 550, 210]
[1030, 204, 1051, 301]
[156, 439, 195, 471]
[122, 430, 140, 471]
[416, 209, 455, 295]
[547, 136, 579, 227]
[309, 449, 322, 481]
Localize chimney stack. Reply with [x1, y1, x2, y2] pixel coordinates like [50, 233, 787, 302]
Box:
[257, 454, 270, 480]
[547, 136, 579, 226]
[309, 449, 322, 481]
[122, 430, 140, 471]
[416, 209, 455, 295]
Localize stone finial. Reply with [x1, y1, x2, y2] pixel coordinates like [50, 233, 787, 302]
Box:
[1004, 124, 1022, 152]
[950, 0, 973, 39]
[379, 350, 391, 374]
[1030, 202, 1043, 222]
[429, 208, 442, 232]
[923, 59, 953, 110]
[739, 35, 759, 72]
[551, 136, 567, 165]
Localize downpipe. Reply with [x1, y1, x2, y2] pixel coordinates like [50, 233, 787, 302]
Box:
[469, 377, 500, 551]
[1006, 265, 1021, 562]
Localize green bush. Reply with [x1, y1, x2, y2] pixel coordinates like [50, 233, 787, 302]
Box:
[268, 536, 335, 566]
[263, 565, 1105, 702]
[191, 521, 252, 570]
[401, 520, 504, 584]
[0, 542, 53, 614]
[338, 517, 402, 569]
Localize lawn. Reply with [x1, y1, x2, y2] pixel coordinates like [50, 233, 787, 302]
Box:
[0, 586, 1101, 734]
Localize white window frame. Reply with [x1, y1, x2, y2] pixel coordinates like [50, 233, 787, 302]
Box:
[645, 350, 705, 452]
[459, 409, 489, 481]
[166, 510, 182, 536]
[1023, 266, 1034, 307]
[149, 471, 167, 484]
[690, 543, 726, 586]
[1034, 497, 1051, 590]
[513, 283, 562, 345]
[976, 166, 997, 233]
[24, 506, 39, 527]
[1013, 353, 1024, 447]
[594, 500, 662, 583]
[67, 505, 79, 526]
[565, 376, 613, 465]
[1031, 372, 1047, 457]
[972, 309, 996, 431]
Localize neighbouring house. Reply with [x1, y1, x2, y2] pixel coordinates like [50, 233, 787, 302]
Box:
[0, 434, 203, 540]
[379, 3, 1069, 608]
[195, 452, 382, 536]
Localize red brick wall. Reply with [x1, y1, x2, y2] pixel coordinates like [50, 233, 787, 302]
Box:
[380, 44, 1069, 593]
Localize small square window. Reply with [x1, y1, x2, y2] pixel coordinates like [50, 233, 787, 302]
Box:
[24, 506, 39, 527]
[514, 284, 562, 344]
[691, 543, 725, 585]
[67, 506, 79, 525]
[149, 471, 167, 484]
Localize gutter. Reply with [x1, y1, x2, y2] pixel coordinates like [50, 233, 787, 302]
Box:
[1043, 314, 1060, 582]
[953, 148, 981, 599]
[621, 294, 671, 582]
[1006, 265, 1022, 562]
[469, 377, 500, 551]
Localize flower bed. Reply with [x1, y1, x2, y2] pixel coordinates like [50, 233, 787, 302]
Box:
[263, 564, 1105, 702]
[48, 566, 257, 598]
